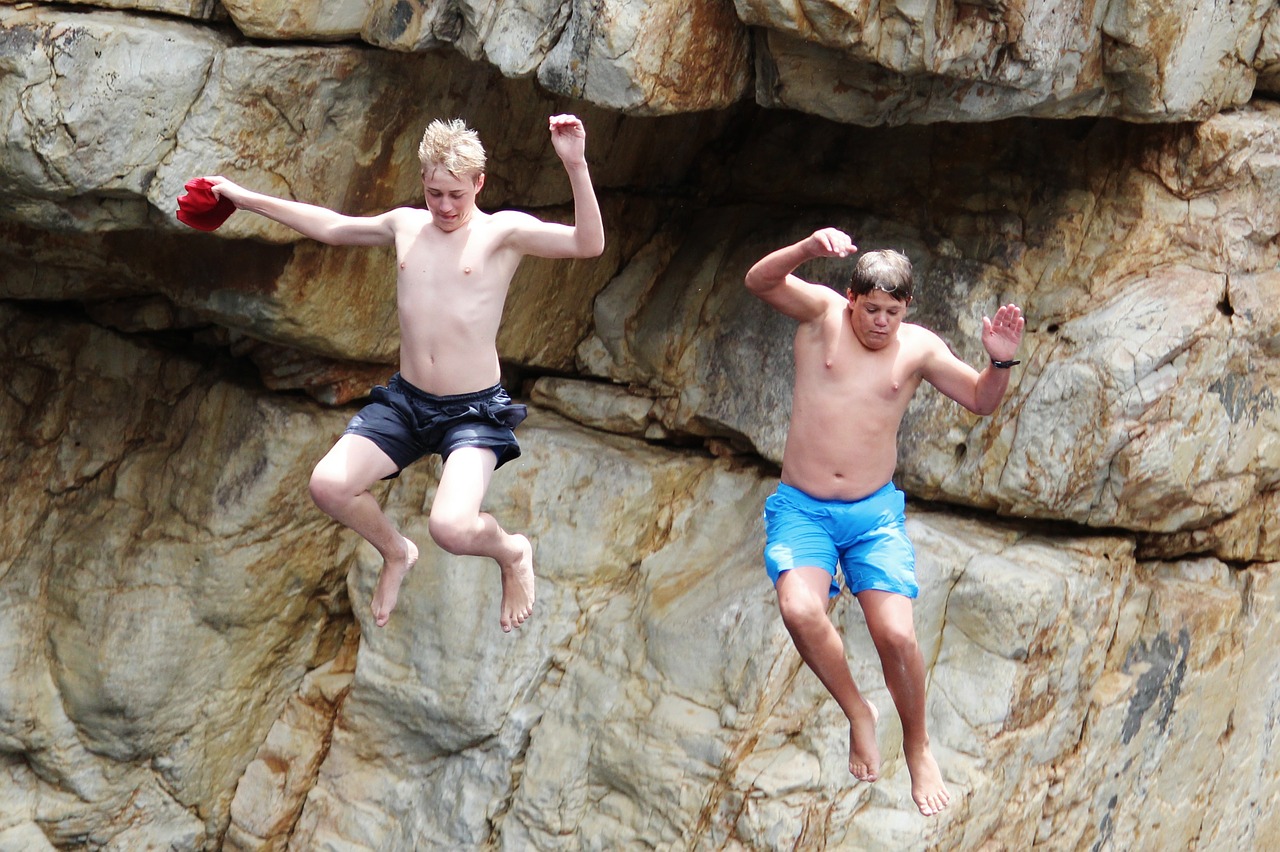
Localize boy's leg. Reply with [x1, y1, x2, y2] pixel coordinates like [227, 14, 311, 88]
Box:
[856, 589, 951, 816]
[775, 567, 880, 782]
[309, 434, 418, 628]
[427, 446, 534, 633]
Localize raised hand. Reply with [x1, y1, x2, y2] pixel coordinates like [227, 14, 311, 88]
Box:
[807, 227, 856, 258]
[982, 304, 1025, 362]
[549, 114, 587, 166]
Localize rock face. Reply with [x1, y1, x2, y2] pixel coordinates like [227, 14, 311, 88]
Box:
[2, 2, 1279, 851]
[219, 0, 753, 115]
[0, 307, 353, 848]
[745, 0, 1273, 124]
[7, 311, 1277, 851]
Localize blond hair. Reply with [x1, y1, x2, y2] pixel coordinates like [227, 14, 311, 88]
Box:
[418, 118, 486, 179]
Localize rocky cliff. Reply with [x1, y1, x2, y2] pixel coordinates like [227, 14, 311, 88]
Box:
[1, 1, 1278, 849]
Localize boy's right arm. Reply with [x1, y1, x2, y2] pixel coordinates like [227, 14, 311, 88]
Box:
[744, 228, 855, 322]
[205, 176, 397, 247]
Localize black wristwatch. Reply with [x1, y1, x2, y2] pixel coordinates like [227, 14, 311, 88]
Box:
[991, 359, 1021, 369]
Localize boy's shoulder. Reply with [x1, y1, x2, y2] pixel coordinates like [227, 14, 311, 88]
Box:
[486, 208, 542, 227]
[899, 321, 942, 341]
[382, 205, 431, 226]
[473, 209, 551, 243]
[897, 321, 949, 355]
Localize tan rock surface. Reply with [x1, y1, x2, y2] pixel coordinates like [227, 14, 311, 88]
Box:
[8, 20, 1274, 547]
[575, 105, 1280, 552]
[217, 0, 751, 114]
[1, 2, 1279, 849]
[2, 294, 1277, 850]
[1257, 7, 1280, 92]
[225, 631, 359, 851]
[0, 7, 231, 230]
[744, 0, 1269, 124]
[54, 0, 221, 18]
[0, 6, 725, 368]
[0, 306, 353, 845]
[37, 0, 1271, 123]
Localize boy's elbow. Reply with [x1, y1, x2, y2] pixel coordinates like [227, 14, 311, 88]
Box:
[570, 223, 605, 258]
[575, 237, 605, 258]
[971, 397, 1001, 416]
[744, 271, 773, 295]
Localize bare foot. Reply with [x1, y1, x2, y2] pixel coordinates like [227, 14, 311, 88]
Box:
[848, 699, 880, 782]
[906, 745, 951, 817]
[371, 536, 418, 628]
[499, 534, 535, 633]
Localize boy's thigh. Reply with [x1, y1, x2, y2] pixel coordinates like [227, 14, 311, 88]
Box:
[341, 395, 426, 479]
[440, 421, 521, 469]
[764, 497, 840, 597]
[315, 433, 402, 488]
[839, 523, 918, 598]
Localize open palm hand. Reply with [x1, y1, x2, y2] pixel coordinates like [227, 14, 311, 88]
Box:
[982, 304, 1025, 362]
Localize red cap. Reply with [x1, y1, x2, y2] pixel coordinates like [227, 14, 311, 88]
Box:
[176, 177, 237, 231]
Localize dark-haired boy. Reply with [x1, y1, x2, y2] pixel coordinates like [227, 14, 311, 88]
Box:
[745, 227, 1024, 816]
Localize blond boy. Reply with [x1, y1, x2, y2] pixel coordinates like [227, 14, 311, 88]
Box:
[207, 115, 604, 632]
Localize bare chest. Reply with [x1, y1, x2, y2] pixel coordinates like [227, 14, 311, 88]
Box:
[393, 222, 518, 318]
[794, 322, 919, 408]
[397, 228, 490, 287]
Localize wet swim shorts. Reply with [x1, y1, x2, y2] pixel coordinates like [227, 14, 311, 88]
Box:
[344, 373, 528, 479]
[763, 481, 918, 598]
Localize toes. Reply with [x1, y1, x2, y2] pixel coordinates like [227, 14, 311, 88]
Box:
[849, 757, 880, 777]
[915, 793, 949, 817]
[500, 607, 531, 632]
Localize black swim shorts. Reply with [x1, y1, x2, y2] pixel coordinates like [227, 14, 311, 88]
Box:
[343, 373, 528, 479]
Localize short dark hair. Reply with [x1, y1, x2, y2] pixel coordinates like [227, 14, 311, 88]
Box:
[849, 250, 913, 302]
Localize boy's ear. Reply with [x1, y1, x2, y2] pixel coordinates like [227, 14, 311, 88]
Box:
[474, 173, 486, 193]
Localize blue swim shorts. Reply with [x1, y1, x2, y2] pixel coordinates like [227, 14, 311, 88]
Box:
[763, 481, 918, 598]
[344, 373, 528, 479]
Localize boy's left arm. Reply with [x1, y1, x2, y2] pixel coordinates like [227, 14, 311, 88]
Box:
[922, 304, 1025, 415]
[504, 114, 605, 259]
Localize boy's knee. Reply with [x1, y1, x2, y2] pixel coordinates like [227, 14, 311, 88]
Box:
[427, 513, 474, 554]
[872, 623, 919, 658]
[777, 590, 827, 633]
[308, 467, 344, 513]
